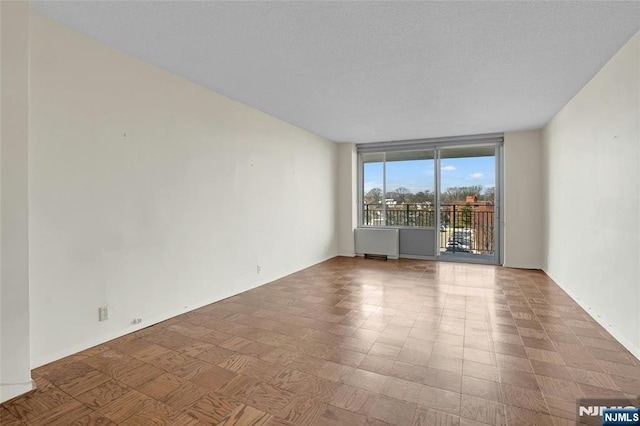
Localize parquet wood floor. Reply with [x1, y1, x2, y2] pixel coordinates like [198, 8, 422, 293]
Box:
[2, 257, 639, 425]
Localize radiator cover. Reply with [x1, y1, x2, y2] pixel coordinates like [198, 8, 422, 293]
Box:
[354, 228, 400, 259]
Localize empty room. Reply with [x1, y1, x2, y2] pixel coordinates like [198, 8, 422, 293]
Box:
[1, 1, 640, 425]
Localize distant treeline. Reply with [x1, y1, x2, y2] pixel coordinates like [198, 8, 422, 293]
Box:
[364, 185, 494, 204]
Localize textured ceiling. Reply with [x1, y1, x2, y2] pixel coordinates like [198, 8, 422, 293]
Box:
[31, 1, 640, 143]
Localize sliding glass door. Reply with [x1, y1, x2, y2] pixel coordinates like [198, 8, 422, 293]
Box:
[437, 146, 498, 263]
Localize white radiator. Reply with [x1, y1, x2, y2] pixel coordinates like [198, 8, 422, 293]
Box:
[354, 228, 399, 259]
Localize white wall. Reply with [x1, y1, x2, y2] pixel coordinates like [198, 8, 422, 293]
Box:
[29, 13, 338, 367]
[542, 32, 640, 358]
[337, 143, 357, 256]
[503, 130, 543, 269]
[0, 1, 34, 403]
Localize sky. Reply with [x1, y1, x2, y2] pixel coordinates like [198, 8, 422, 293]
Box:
[364, 156, 495, 194]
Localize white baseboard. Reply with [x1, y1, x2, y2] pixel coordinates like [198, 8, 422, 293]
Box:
[0, 379, 35, 404]
[337, 252, 355, 257]
[503, 262, 543, 270]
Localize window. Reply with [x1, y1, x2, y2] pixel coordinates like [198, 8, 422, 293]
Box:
[362, 150, 435, 227]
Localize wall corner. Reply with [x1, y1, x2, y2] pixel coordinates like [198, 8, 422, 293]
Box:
[337, 143, 357, 256]
[1, 0, 33, 404]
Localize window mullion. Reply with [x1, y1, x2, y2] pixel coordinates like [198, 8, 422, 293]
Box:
[382, 152, 387, 227]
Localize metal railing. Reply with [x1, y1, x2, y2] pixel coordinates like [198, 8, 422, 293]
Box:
[363, 204, 436, 227]
[363, 203, 495, 255]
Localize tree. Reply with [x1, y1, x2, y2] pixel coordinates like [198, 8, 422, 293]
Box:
[364, 187, 382, 204]
[394, 187, 413, 204]
[452, 203, 473, 228]
[442, 185, 483, 203]
[414, 190, 434, 204]
[481, 187, 495, 203]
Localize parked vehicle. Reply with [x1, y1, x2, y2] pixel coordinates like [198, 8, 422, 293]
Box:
[445, 229, 472, 252]
[446, 240, 471, 252]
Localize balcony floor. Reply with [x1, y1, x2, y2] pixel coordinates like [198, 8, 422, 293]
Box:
[439, 250, 497, 264]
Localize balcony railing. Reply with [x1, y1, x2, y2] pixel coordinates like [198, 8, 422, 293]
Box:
[363, 203, 495, 255]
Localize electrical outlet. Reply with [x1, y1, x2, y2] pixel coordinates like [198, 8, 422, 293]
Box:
[132, 318, 142, 325]
[99, 306, 109, 322]
[257, 265, 261, 274]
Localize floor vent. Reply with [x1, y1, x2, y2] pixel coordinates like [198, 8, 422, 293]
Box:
[364, 253, 388, 260]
